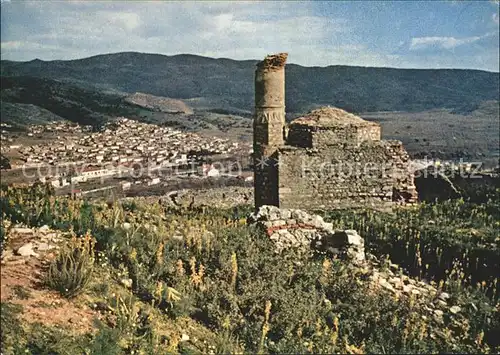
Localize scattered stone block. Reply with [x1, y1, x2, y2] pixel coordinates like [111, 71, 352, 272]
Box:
[16, 243, 39, 257]
[36, 243, 55, 251]
[39, 225, 50, 233]
[438, 292, 450, 301]
[272, 220, 286, 227]
[11, 227, 33, 235]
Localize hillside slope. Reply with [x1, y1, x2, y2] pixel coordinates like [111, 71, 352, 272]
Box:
[1, 52, 498, 114]
[124, 92, 193, 114]
[0, 76, 147, 128]
[0, 102, 64, 128]
[0, 76, 249, 137]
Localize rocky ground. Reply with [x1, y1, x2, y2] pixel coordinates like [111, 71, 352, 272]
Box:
[1, 225, 99, 334]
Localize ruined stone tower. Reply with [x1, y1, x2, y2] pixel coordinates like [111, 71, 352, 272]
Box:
[252, 53, 417, 210]
[253, 53, 288, 208]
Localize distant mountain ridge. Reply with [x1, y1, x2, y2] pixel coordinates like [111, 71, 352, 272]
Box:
[1, 51, 498, 114]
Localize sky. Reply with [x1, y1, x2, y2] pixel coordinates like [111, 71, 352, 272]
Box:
[1, 0, 499, 72]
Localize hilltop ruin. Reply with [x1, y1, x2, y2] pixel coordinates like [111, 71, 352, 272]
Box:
[253, 53, 417, 209]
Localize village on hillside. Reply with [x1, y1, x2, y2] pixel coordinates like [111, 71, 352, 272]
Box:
[0, 118, 252, 195]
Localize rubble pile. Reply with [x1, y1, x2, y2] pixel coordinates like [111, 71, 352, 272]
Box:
[366, 259, 472, 327]
[248, 205, 365, 261]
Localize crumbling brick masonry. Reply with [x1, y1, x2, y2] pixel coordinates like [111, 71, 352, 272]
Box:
[253, 53, 417, 210]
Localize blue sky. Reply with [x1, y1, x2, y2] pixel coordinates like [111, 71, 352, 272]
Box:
[1, 0, 499, 71]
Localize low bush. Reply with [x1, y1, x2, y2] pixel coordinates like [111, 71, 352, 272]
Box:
[46, 231, 95, 298]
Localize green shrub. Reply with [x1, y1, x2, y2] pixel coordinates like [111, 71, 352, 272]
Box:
[211, 329, 243, 354]
[1, 302, 26, 354]
[23, 323, 89, 355]
[87, 326, 122, 355]
[46, 232, 95, 298]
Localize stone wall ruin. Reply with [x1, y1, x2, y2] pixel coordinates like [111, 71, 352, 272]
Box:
[253, 53, 417, 210]
[248, 205, 365, 262]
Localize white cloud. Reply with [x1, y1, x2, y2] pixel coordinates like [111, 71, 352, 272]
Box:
[409, 35, 483, 50]
[107, 12, 141, 31]
[1, 41, 22, 49]
[449, 0, 468, 6]
[409, 31, 498, 52]
[493, 13, 499, 24]
[1, 41, 60, 51]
